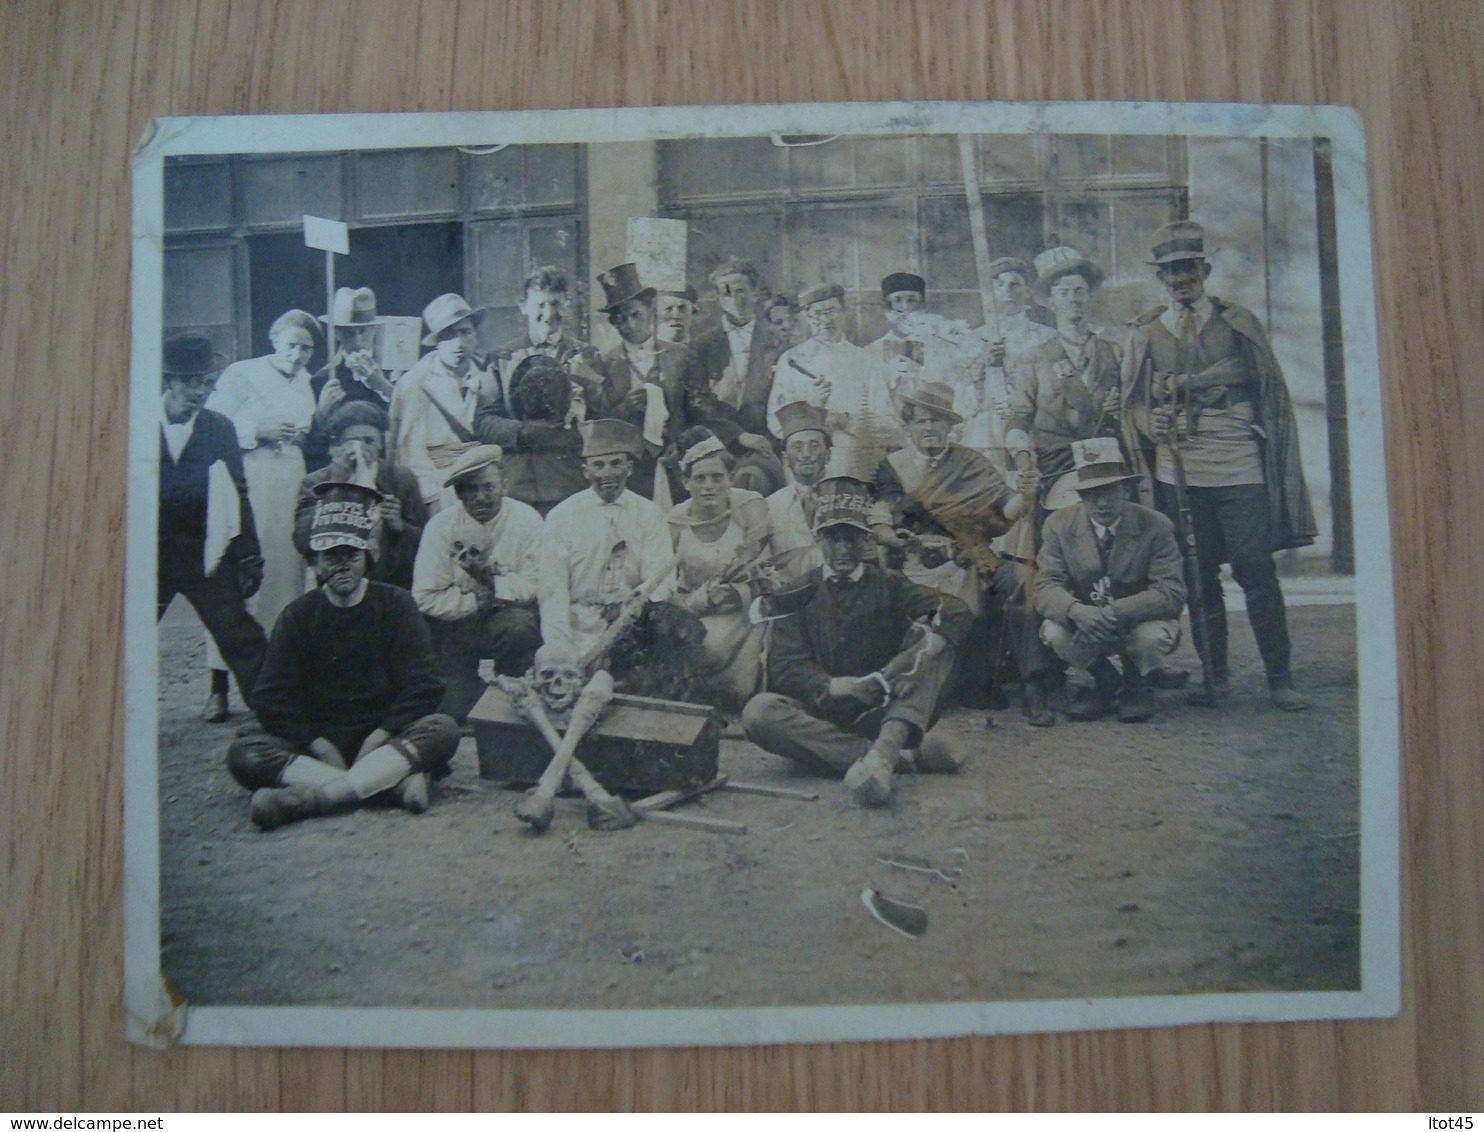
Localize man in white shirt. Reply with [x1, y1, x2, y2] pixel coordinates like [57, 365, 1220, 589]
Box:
[412, 444, 544, 720]
[765, 400, 833, 583]
[768, 283, 904, 476]
[540, 419, 705, 699]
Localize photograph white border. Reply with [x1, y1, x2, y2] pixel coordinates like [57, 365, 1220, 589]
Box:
[125, 99, 1398, 1049]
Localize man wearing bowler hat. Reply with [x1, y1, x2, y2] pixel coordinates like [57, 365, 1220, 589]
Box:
[592, 262, 716, 503]
[412, 444, 544, 721]
[389, 292, 499, 514]
[539, 418, 705, 699]
[1121, 220, 1316, 711]
[157, 333, 269, 710]
[1035, 438, 1186, 723]
[228, 482, 459, 830]
[741, 477, 972, 808]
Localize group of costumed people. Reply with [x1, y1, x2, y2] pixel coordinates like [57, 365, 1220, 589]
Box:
[156, 218, 1316, 826]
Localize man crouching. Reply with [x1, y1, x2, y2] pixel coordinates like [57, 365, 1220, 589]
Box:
[741, 477, 972, 807]
[1035, 438, 1186, 723]
[228, 482, 459, 830]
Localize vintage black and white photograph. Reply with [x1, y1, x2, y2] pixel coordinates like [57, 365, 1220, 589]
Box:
[125, 101, 1398, 1049]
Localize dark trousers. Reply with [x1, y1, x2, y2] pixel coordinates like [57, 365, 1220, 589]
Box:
[1153, 480, 1293, 684]
[158, 562, 268, 707]
[427, 605, 543, 722]
[990, 559, 1060, 688]
[227, 713, 461, 791]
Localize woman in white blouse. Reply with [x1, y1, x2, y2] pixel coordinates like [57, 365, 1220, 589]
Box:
[200, 310, 319, 720]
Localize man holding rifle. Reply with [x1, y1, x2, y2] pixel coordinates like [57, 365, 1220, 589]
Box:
[1122, 221, 1317, 711]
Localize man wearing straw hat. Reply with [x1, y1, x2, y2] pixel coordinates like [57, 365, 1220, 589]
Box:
[1035, 438, 1186, 723]
[741, 477, 972, 807]
[1121, 220, 1316, 711]
[157, 333, 268, 709]
[307, 286, 395, 470]
[228, 482, 459, 830]
[412, 444, 544, 721]
[388, 292, 498, 514]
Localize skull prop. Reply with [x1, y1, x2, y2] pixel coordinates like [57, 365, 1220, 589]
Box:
[531, 644, 584, 716]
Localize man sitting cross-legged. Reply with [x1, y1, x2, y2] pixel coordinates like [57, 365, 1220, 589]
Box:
[741, 477, 973, 807]
[1034, 438, 1187, 723]
[228, 482, 460, 830]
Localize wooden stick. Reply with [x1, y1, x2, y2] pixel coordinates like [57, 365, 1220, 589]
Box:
[633, 775, 728, 814]
[640, 811, 747, 835]
[720, 781, 820, 802]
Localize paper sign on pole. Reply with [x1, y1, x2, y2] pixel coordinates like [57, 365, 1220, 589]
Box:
[627, 217, 688, 293]
[303, 215, 350, 255]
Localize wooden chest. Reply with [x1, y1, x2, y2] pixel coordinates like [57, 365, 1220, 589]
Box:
[467, 684, 720, 795]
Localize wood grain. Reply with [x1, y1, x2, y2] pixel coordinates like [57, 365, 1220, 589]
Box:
[1, 0, 1478, 1111]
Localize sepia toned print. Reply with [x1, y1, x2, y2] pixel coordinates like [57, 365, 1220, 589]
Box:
[127, 101, 1397, 1049]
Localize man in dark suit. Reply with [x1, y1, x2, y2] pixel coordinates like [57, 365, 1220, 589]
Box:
[157, 334, 268, 708]
[1035, 438, 1187, 723]
[690, 257, 787, 494]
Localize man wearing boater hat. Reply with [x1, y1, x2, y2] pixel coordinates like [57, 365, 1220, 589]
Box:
[228, 482, 459, 830]
[873, 381, 1034, 707]
[157, 333, 268, 708]
[1035, 438, 1186, 723]
[388, 293, 498, 514]
[741, 477, 972, 807]
[539, 419, 705, 699]
[1121, 220, 1316, 711]
[413, 444, 544, 721]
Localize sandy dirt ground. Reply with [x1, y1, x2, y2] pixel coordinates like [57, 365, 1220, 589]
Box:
[155, 597, 1359, 1013]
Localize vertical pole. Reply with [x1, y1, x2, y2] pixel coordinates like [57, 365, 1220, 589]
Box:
[958, 135, 1001, 338]
[325, 249, 337, 384]
[1260, 136, 1274, 334]
[1313, 137, 1354, 575]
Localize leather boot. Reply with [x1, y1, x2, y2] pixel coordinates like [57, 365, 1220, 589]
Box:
[1067, 659, 1120, 722]
[1118, 661, 1156, 723]
[912, 728, 967, 774]
[843, 745, 895, 807]
[1022, 678, 1056, 728]
[250, 785, 358, 831]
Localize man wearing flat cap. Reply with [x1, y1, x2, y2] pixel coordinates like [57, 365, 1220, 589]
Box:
[157, 333, 268, 711]
[229, 482, 459, 830]
[767, 282, 904, 477]
[307, 286, 397, 470]
[294, 401, 428, 590]
[591, 263, 716, 503]
[1035, 438, 1186, 723]
[388, 292, 499, 514]
[412, 444, 544, 721]
[873, 382, 1035, 707]
[539, 419, 705, 699]
[1121, 219, 1316, 711]
[741, 477, 972, 808]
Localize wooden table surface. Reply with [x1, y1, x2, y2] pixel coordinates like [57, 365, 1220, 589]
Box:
[2, 0, 1478, 1111]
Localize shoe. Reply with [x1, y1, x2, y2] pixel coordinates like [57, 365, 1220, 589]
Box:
[1187, 674, 1230, 707]
[843, 748, 894, 807]
[1066, 687, 1115, 722]
[203, 690, 230, 724]
[391, 772, 429, 814]
[250, 787, 320, 831]
[913, 730, 966, 774]
[1270, 683, 1311, 712]
[1118, 686, 1156, 723]
[1146, 666, 1190, 691]
[1022, 684, 1056, 728]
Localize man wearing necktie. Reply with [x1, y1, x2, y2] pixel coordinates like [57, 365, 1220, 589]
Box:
[741, 477, 972, 808]
[1121, 221, 1317, 712]
[1035, 439, 1186, 723]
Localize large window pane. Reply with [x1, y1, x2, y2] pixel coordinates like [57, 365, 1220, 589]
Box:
[523, 144, 579, 207]
[788, 137, 856, 192]
[165, 161, 233, 233]
[854, 137, 911, 187]
[918, 134, 964, 186]
[164, 245, 235, 328]
[786, 201, 914, 297]
[1055, 135, 1111, 182]
[357, 149, 459, 220]
[241, 155, 343, 228]
[1111, 135, 1172, 178]
[466, 146, 526, 212]
[659, 138, 782, 201]
[979, 134, 1041, 184]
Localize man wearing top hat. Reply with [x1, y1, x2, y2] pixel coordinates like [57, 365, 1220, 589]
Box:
[388, 293, 499, 514]
[229, 482, 459, 830]
[873, 381, 1035, 707]
[1035, 438, 1187, 723]
[294, 401, 428, 590]
[689, 257, 789, 496]
[158, 333, 269, 710]
[307, 286, 397, 471]
[1003, 246, 1125, 524]
[539, 419, 705, 699]
[767, 283, 905, 478]
[1121, 220, 1316, 711]
[741, 477, 972, 807]
[412, 444, 544, 721]
[591, 262, 717, 503]
[766, 401, 835, 584]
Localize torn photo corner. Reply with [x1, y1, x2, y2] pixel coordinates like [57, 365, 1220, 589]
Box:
[125, 99, 1398, 1050]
